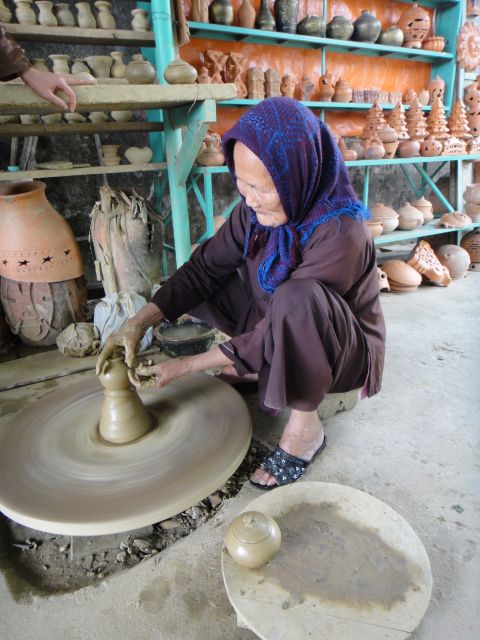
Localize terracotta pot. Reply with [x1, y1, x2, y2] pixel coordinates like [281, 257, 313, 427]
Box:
[364, 138, 385, 160]
[1, 277, 87, 346]
[164, 57, 197, 84]
[238, 0, 255, 28]
[131, 8, 150, 31]
[326, 15, 354, 40]
[209, 0, 234, 25]
[0, 182, 83, 284]
[14, 0, 36, 25]
[370, 203, 399, 233]
[464, 183, 480, 204]
[435, 245, 471, 279]
[54, 2, 75, 26]
[378, 25, 404, 47]
[420, 136, 442, 157]
[125, 55, 156, 84]
[85, 55, 112, 78]
[436, 212, 472, 228]
[398, 203, 424, 230]
[297, 15, 325, 37]
[110, 52, 126, 79]
[224, 511, 281, 569]
[349, 139, 365, 159]
[94, 1, 116, 29]
[0, 0, 13, 22]
[48, 54, 70, 75]
[398, 140, 421, 158]
[35, 1, 57, 26]
[398, 3, 430, 48]
[423, 36, 445, 52]
[366, 220, 383, 239]
[333, 78, 353, 103]
[411, 197, 434, 222]
[460, 229, 480, 269]
[124, 147, 153, 164]
[75, 1, 97, 28]
[353, 10, 381, 43]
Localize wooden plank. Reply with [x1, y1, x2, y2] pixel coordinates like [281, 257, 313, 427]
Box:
[0, 84, 237, 115]
[0, 162, 167, 181]
[1, 22, 155, 47]
[0, 121, 164, 137]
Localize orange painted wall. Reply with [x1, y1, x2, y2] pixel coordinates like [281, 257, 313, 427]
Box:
[181, 1, 434, 137]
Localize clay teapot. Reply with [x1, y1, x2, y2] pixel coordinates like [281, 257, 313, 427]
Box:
[460, 229, 480, 269]
[435, 245, 471, 279]
[125, 54, 156, 84]
[411, 197, 434, 222]
[333, 78, 353, 103]
[398, 203, 424, 230]
[420, 136, 442, 157]
[164, 57, 197, 84]
[224, 511, 281, 569]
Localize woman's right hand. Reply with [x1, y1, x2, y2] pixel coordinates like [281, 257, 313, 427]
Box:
[96, 319, 145, 374]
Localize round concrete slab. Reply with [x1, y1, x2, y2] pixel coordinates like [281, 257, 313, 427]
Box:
[0, 372, 251, 535]
[222, 482, 432, 640]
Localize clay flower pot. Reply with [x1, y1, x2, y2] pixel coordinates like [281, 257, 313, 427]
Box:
[224, 511, 281, 569]
[131, 8, 150, 31]
[54, 2, 75, 26]
[85, 55, 112, 78]
[124, 147, 153, 164]
[164, 57, 197, 84]
[435, 245, 471, 279]
[109, 52, 126, 79]
[75, 1, 97, 28]
[35, 1, 57, 26]
[125, 55, 156, 84]
[94, 0, 115, 29]
[398, 203, 424, 230]
[14, 0, 36, 25]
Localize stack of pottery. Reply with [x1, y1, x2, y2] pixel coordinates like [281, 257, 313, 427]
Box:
[435, 245, 471, 279]
[381, 260, 422, 292]
[353, 10, 381, 43]
[362, 101, 386, 140]
[448, 99, 472, 142]
[379, 125, 399, 159]
[463, 183, 480, 222]
[426, 97, 450, 142]
[401, 98, 427, 157]
[407, 240, 452, 286]
[460, 229, 480, 271]
[326, 15, 354, 40]
[398, 3, 430, 48]
[370, 203, 399, 233]
[101, 144, 121, 166]
[333, 78, 353, 103]
[411, 197, 434, 223]
[0, 182, 86, 346]
[397, 202, 424, 230]
[388, 102, 410, 146]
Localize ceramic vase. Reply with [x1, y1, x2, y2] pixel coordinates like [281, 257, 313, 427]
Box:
[54, 2, 75, 26]
[238, 0, 255, 29]
[14, 0, 36, 25]
[101, 144, 121, 166]
[0, 0, 12, 22]
[35, 0, 57, 25]
[209, 0, 234, 26]
[71, 58, 90, 75]
[75, 2, 96, 28]
[94, 1, 115, 29]
[48, 54, 70, 75]
[31, 57, 49, 71]
[378, 25, 404, 47]
[255, 0, 275, 30]
[353, 10, 381, 43]
[274, 0, 299, 34]
[110, 51, 126, 79]
[297, 15, 325, 37]
[131, 8, 150, 31]
[125, 54, 156, 84]
[164, 57, 197, 84]
[85, 55, 112, 78]
[326, 15, 354, 40]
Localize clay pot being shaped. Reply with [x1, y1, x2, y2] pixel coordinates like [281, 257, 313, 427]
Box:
[224, 511, 281, 569]
[420, 136, 443, 157]
[125, 55, 156, 84]
[110, 51, 126, 79]
[164, 57, 197, 84]
[366, 220, 383, 239]
[435, 245, 471, 279]
[319, 71, 336, 101]
[85, 55, 112, 78]
[326, 15, 354, 40]
[131, 8, 150, 31]
[48, 54, 70, 75]
[297, 15, 326, 37]
[75, 1, 97, 28]
[398, 140, 421, 158]
[94, 1, 116, 29]
[460, 229, 480, 270]
[382, 260, 422, 291]
[124, 147, 153, 165]
[255, 0, 275, 31]
[35, 1, 57, 26]
[110, 110, 133, 123]
[333, 78, 353, 103]
[274, 0, 299, 34]
[353, 10, 381, 43]
[209, 0, 234, 25]
[0, 0, 13, 22]
[54, 2, 75, 26]
[436, 212, 472, 228]
[238, 0, 256, 29]
[378, 25, 404, 47]
[14, 0, 36, 25]
[398, 203, 424, 230]
[464, 183, 480, 204]
[398, 3, 430, 48]
[423, 36, 445, 52]
[411, 197, 434, 223]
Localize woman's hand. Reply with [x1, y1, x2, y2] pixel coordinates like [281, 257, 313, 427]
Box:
[128, 358, 193, 390]
[20, 67, 96, 112]
[96, 320, 145, 374]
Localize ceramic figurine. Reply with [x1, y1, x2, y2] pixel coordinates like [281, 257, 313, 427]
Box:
[204, 50, 228, 83]
[353, 10, 381, 43]
[94, 1, 116, 29]
[191, 0, 209, 23]
[297, 15, 325, 37]
[14, 0, 36, 25]
[388, 101, 410, 141]
[54, 2, 75, 26]
[300, 75, 314, 102]
[247, 68, 265, 100]
[448, 99, 472, 140]
[398, 3, 430, 48]
[255, 0, 275, 31]
[426, 97, 450, 141]
[164, 57, 197, 84]
[224, 511, 281, 569]
[378, 25, 404, 47]
[457, 21, 480, 72]
[238, 0, 255, 29]
[318, 71, 336, 102]
[131, 8, 150, 30]
[280, 74, 295, 99]
[35, 1, 57, 26]
[75, 2, 97, 28]
[209, 0, 234, 26]
[197, 66, 212, 84]
[265, 68, 281, 97]
[435, 245, 471, 279]
[125, 54, 156, 84]
[406, 98, 428, 141]
[377, 266, 390, 290]
[274, 0, 299, 34]
[402, 88, 418, 107]
[428, 75, 445, 105]
[326, 15, 354, 40]
[333, 78, 353, 103]
[225, 53, 248, 98]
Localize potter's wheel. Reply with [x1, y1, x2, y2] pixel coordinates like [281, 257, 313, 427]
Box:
[0, 372, 251, 535]
[222, 482, 432, 640]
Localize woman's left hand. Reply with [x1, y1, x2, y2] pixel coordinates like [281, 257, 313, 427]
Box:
[128, 358, 192, 390]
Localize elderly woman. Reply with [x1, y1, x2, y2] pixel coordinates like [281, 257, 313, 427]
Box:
[97, 97, 385, 490]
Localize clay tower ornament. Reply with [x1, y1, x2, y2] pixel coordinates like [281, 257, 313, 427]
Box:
[388, 101, 410, 141]
[448, 99, 472, 140]
[426, 96, 450, 140]
[362, 101, 387, 140]
[406, 97, 428, 141]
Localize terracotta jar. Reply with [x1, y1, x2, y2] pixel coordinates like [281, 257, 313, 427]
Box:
[94, 1, 115, 29]
[398, 3, 430, 48]
[420, 136, 443, 157]
[411, 197, 434, 222]
[333, 78, 353, 103]
[274, 0, 300, 35]
[364, 137, 385, 160]
[14, 0, 36, 25]
[48, 54, 70, 75]
[125, 54, 156, 84]
[353, 10, 381, 43]
[131, 8, 150, 31]
[460, 229, 480, 270]
[0, 0, 13, 22]
[54, 2, 75, 26]
[85, 55, 113, 78]
[464, 183, 480, 204]
[366, 220, 383, 239]
[197, 132, 225, 166]
[109, 52, 126, 79]
[319, 71, 336, 101]
[224, 511, 281, 569]
[35, 1, 57, 26]
[435, 245, 471, 279]
[75, 1, 97, 28]
[297, 15, 325, 37]
[398, 203, 424, 230]
[164, 57, 197, 84]
[238, 0, 255, 29]
[370, 203, 399, 233]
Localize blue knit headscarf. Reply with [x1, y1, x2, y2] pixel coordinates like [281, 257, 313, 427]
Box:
[222, 97, 370, 293]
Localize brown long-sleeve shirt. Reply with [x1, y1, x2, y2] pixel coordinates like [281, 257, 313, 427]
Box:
[152, 201, 385, 399]
[0, 25, 30, 81]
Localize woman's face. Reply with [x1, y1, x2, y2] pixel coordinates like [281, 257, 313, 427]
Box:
[233, 142, 288, 227]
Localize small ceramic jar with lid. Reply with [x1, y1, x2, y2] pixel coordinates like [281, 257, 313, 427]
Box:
[224, 511, 281, 569]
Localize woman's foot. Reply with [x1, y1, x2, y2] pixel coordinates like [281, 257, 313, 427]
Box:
[250, 409, 325, 488]
[217, 364, 258, 385]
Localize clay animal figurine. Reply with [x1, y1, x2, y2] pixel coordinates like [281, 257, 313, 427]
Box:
[280, 74, 296, 99]
[197, 66, 212, 84]
[300, 75, 314, 102]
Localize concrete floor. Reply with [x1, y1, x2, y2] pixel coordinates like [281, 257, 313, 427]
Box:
[0, 274, 479, 640]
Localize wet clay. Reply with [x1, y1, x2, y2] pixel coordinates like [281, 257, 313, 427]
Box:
[259, 501, 417, 609]
[159, 323, 213, 340]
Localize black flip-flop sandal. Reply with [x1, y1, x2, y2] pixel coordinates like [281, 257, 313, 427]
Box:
[250, 435, 327, 491]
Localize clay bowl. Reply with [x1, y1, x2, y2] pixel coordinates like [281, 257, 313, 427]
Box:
[155, 318, 216, 357]
[366, 220, 383, 238]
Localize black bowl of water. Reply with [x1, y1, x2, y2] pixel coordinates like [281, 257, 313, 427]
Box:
[155, 318, 216, 357]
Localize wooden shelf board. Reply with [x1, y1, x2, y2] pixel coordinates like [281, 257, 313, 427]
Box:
[1, 22, 155, 47]
[0, 84, 237, 115]
[0, 121, 164, 138]
[375, 221, 480, 246]
[0, 163, 167, 181]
